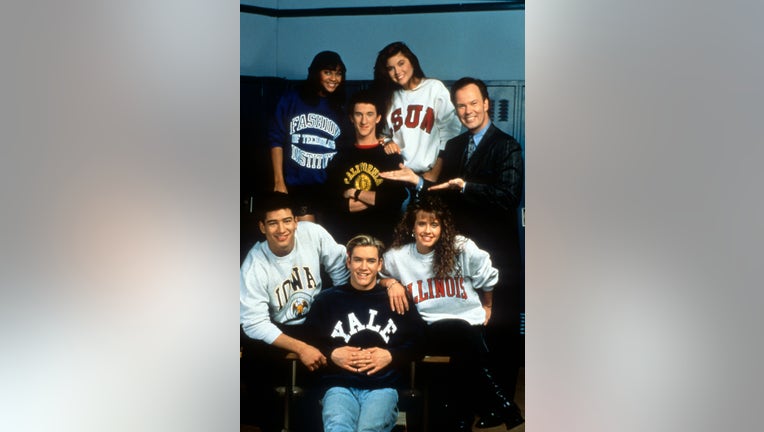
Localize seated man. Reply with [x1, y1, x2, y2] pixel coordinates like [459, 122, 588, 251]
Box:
[240, 191, 349, 432]
[323, 90, 408, 246]
[304, 234, 424, 432]
[240, 191, 350, 365]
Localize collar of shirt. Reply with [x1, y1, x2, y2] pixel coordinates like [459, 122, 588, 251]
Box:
[471, 121, 491, 147]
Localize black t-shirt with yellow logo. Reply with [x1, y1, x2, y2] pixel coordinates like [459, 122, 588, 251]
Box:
[323, 143, 407, 246]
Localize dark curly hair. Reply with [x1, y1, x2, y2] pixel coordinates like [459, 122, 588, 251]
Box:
[391, 195, 459, 279]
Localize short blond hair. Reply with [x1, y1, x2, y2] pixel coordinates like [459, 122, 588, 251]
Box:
[346, 234, 385, 258]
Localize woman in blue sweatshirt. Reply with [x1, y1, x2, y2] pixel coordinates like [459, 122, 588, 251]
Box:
[269, 50, 350, 222]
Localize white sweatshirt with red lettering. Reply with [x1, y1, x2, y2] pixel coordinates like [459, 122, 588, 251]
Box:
[381, 235, 498, 325]
[383, 78, 462, 174]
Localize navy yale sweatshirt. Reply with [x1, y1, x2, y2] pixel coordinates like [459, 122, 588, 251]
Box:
[305, 283, 424, 391]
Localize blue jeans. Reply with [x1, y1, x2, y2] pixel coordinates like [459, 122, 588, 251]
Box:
[322, 387, 399, 432]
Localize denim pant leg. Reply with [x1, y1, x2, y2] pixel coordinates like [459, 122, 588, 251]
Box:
[357, 388, 399, 432]
[322, 387, 360, 432]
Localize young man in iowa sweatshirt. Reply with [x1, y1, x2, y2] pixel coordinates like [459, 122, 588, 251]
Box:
[304, 234, 424, 432]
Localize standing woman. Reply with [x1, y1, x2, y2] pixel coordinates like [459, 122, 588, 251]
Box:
[380, 195, 524, 431]
[269, 51, 348, 222]
[372, 42, 462, 183]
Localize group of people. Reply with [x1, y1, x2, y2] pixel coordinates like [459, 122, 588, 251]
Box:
[242, 42, 525, 432]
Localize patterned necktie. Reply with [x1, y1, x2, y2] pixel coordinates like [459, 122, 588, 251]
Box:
[466, 135, 477, 161]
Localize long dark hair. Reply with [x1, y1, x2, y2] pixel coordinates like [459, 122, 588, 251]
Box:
[299, 50, 347, 112]
[391, 195, 458, 279]
[371, 42, 426, 117]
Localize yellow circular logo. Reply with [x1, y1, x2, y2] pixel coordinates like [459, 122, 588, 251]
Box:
[354, 173, 373, 191]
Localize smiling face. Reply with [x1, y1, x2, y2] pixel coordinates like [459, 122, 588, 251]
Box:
[413, 210, 442, 254]
[259, 208, 297, 256]
[351, 102, 381, 141]
[386, 53, 419, 90]
[454, 83, 491, 133]
[347, 245, 382, 291]
[318, 67, 343, 96]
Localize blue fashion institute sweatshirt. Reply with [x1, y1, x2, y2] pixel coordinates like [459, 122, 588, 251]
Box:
[268, 89, 348, 187]
[304, 283, 424, 391]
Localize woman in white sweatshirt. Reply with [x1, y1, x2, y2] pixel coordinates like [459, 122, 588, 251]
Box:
[371, 42, 462, 183]
[381, 195, 523, 431]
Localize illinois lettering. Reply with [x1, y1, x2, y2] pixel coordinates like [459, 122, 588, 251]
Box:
[406, 277, 467, 304]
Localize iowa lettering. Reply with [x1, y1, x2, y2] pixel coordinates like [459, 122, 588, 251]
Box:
[408, 277, 467, 304]
[390, 105, 435, 133]
[275, 266, 318, 308]
[331, 309, 397, 343]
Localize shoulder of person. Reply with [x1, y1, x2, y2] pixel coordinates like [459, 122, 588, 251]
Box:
[423, 78, 447, 90]
[313, 284, 343, 302]
[382, 245, 406, 260]
[444, 131, 470, 148]
[454, 235, 471, 251]
[296, 219, 317, 229]
[335, 133, 357, 149]
[460, 236, 493, 261]
[248, 240, 275, 260]
[485, 125, 520, 146]
[308, 222, 342, 245]
[240, 244, 259, 272]
[326, 145, 351, 164]
[277, 88, 301, 104]
[296, 220, 328, 238]
[241, 244, 272, 280]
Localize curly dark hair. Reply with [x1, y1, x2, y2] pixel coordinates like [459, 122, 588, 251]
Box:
[391, 195, 459, 279]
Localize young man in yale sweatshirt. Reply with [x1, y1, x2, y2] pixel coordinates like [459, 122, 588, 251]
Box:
[304, 234, 424, 432]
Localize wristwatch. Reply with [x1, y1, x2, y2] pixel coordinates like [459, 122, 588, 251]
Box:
[354, 189, 362, 201]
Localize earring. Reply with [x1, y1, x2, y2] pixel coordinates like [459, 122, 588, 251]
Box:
[411, 232, 415, 238]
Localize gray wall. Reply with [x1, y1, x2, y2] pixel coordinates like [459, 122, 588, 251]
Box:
[240, 7, 524, 81]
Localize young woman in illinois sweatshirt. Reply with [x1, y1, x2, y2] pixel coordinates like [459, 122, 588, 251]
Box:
[381, 195, 524, 431]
